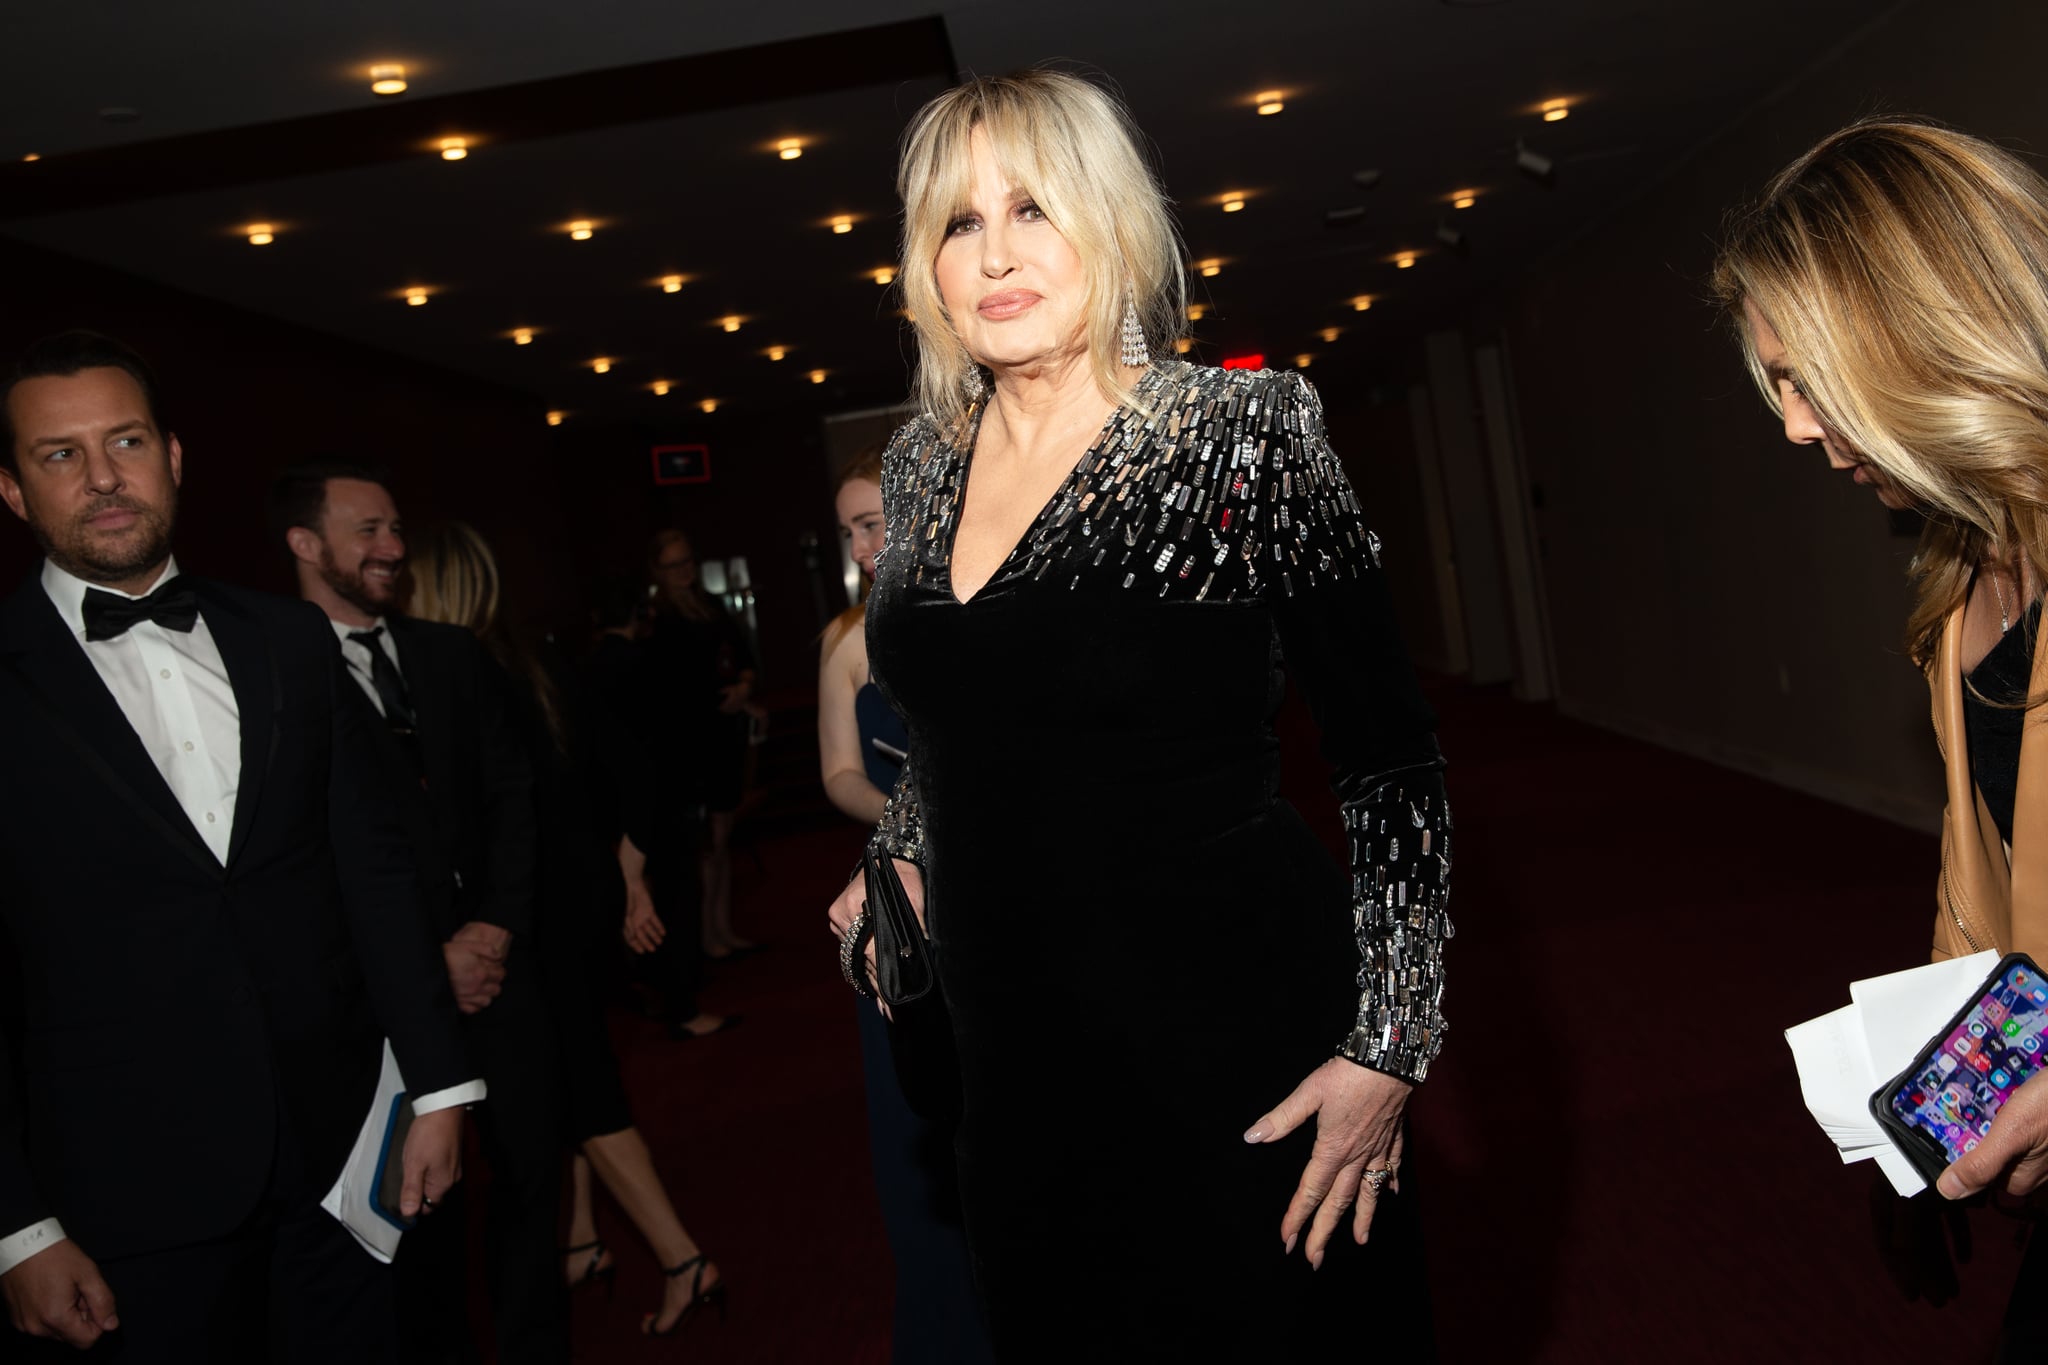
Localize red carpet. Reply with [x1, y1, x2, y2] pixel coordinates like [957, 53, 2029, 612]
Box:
[556, 682, 2028, 1363]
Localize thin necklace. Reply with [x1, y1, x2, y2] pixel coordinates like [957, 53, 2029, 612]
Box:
[1992, 565, 2013, 634]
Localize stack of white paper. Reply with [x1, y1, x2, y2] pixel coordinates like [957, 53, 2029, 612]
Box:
[1784, 951, 2000, 1196]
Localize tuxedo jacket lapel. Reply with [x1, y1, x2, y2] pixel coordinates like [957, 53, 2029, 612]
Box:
[197, 585, 277, 872]
[0, 578, 219, 876]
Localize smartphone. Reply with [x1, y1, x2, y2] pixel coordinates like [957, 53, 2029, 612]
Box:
[372, 1094, 419, 1231]
[1871, 952, 2048, 1186]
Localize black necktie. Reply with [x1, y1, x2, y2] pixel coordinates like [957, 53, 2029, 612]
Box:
[83, 578, 200, 642]
[347, 628, 418, 734]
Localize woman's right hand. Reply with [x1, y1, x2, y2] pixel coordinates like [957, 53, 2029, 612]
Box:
[827, 860, 925, 1006]
[623, 879, 666, 955]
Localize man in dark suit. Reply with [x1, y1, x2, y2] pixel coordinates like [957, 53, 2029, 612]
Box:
[269, 463, 567, 1363]
[0, 334, 480, 1363]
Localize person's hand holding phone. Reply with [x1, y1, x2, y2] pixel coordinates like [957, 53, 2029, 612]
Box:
[1939, 1068, 2048, 1199]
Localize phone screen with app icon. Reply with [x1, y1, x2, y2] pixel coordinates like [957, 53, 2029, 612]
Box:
[1885, 960, 2048, 1166]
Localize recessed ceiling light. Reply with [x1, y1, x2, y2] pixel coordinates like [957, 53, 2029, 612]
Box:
[776, 138, 804, 161]
[370, 65, 407, 97]
[21, 153, 39, 163]
[1321, 327, 1342, 343]
[1199, 259, 1222, 278]
[591, 358, 612, 374]
[512, 328, 534, 345]
[1295, 354, 1313, 368]
[439, 136, 468, 161]
[652, 380, 671, 396]
[1222, 194, 1246, 213]
[404, 287, 429, 306]
[873, 267, 896, 285]
[767, 346, 787, 362]
[1351, 296, 1373, 312]
[1187, 304, 1206, 321]
[1174, 338, 1193, 354]
[247, 224, 275, 246]
[1452, 190, 1478, 209]
[719, 316, 742, 333]
[830, 215, 854, 234]
[568, 220, 594, 241]
[1541, 99, 1570, 122]
[809, 369, 828, 385]
[546, 410, 566, 426]
[1395, 253, 1417, 269]
[699, 398, 719, 413]
[1254, 91, 1285, 116]
[660, 275, 685, 293]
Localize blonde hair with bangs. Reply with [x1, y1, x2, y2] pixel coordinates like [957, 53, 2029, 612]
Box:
[897, 69, 1187, 433]
[1713, 115, 2048, 666]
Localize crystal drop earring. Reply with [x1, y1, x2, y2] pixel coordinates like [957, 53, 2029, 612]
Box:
[1119, 291, 1149, 368]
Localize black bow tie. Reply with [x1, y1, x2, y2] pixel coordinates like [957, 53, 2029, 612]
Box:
[82, 578, 200, 642]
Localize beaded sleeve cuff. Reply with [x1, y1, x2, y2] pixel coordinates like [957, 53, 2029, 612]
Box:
[868, 756, 926, 866]
[1337, 766, 1452, 1082]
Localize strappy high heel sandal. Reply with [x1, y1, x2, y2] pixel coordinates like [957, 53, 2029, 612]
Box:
[642, 1253, 727, 1337]
[562, 1239, 615, 1298]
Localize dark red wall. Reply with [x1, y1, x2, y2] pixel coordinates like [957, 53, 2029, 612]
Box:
[0, 239, 857, 691]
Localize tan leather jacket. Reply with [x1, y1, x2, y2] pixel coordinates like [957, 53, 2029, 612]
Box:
[1930, 602, 2048, 960]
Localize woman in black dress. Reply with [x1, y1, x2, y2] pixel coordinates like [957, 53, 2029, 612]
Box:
[825, 70, 1450, 1359]
[406, 526, 727, 1340]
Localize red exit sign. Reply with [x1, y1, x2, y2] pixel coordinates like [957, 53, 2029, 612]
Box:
[1221, 353, 1265, 371]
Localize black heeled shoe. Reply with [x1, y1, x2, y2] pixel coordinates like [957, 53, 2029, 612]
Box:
[562, 1239, 615, 1298]
[642, 1253, 727, 1337]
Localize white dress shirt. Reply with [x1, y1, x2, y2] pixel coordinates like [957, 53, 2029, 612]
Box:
[0, 566, 481, 1274]
[332, 616, 403, 716]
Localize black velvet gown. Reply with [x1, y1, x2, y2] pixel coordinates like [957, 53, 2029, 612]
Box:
[865, 362, 1452, 1360]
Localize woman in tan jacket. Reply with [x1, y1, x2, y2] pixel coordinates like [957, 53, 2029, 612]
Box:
[1714, 115, 2048, 1240]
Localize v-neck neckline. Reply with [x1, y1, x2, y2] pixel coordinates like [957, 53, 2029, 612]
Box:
[940, 365, 1167, 607]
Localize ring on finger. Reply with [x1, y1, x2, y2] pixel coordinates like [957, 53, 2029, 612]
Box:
[1361, 1167, 1391, 1197]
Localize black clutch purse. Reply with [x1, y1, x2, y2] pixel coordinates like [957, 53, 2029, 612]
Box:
[861, 850, 936, 1005]
[841, 851, 959, 1118]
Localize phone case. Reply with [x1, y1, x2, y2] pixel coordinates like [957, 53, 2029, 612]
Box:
[1869, 951, 2042, 1189]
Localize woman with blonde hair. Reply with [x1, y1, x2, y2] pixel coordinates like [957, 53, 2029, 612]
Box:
[408, 523, 728, 1340]
[1714, 121, 2048, 1316]
[824, 69, 1449, 1356]
[1714, 117, 2048, 969]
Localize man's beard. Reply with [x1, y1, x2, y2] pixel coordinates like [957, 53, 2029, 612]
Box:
[30, 494, 175, 585]
[318, 543, 404, 617]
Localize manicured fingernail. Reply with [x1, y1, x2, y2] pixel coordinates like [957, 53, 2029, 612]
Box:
[1283, 1232, 1297, 1256]
[1309, 1250, 1323, 1271]
[1243, 1125, 1268, 1143]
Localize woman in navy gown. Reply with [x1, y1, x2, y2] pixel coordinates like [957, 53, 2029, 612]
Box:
[820, 452, 993, 1363]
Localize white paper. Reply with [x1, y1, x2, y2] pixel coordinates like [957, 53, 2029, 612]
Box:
[1784, 952, 2001, 1196]
[319, 1040, 412, 1263]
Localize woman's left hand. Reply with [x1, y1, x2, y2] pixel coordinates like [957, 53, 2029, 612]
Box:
[1244, 1058, 1414, 1268]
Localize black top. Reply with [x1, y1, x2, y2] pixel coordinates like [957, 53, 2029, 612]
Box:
[1966, 599, 2044, 846]
[861, 364, 1445, 1355]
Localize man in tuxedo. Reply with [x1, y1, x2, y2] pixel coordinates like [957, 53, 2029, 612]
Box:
[0, 332, 480, 1362]
[268, 463, 567, 1363]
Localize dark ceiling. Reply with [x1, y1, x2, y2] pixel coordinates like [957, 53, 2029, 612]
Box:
[0, 0, 1901, 426]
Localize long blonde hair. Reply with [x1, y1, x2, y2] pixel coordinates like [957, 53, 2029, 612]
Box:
[1713, 115, 2048, 666]
[896, 68, 1187, 435]
[407, 520, 563, 747]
